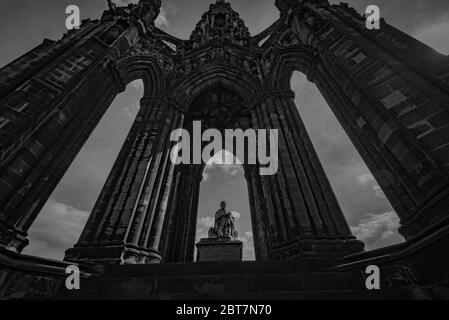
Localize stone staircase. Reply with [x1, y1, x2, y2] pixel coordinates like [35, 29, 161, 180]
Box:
[56, 260, 413, 300]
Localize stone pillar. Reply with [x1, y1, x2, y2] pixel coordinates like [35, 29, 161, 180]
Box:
[308, 14, 449, 238]
[0, 0, 166, 253]
[145, 125, 183, 261]
[65, 98, 183, 264]
[244, 165, 269, 260]
[160, 165, 202, 262]
[252, 91, 364, 260]
[0, 42, 127, 252]
[283, 0, 449, 240]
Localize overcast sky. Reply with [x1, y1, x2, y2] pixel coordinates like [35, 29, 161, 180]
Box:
[1, 0, 447, 260]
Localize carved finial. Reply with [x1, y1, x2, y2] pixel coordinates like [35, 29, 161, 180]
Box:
[136, 0, 162, 26]
[107, 0, 116, 11]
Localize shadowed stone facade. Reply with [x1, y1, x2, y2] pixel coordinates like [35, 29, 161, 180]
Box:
[1, 0, 449, 299]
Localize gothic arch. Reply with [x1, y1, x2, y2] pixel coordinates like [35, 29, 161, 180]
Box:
[116, 55, 166, 99]
[268, 46, 317, 93]
[0, 1, 448, 289]
[169, 65, 266, 109]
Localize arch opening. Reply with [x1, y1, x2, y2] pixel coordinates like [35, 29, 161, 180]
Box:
[195, 150, 255, 261]
[23, 80, 145, 260]
[290, 71, 405, 251]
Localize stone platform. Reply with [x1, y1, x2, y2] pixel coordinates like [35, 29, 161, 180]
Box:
[0, 247, 437, 300]
[54, 260, 412, 300]
[196, 238, 243, 262]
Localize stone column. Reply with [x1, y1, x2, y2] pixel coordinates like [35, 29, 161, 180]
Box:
[253, 91, 364, 260]
[65, 98, 183, 264]
[244, 165, 269, 260]
[144, 117, 183, 261]
[283, 0, 449, 239]
[0, 61, 125, 252]
[0, 0, 164, 253]
[160, 165, 202, 262]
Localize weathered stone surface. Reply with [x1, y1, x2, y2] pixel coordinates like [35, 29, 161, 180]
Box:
[196, 239, 243, 262]
[0, 0, 449, 299]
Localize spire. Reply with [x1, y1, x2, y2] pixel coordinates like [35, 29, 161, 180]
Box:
[106, 0, 116, 11]
[188, 0, 251, 48]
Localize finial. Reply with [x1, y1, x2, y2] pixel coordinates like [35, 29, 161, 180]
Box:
[107, 0, 117, 11]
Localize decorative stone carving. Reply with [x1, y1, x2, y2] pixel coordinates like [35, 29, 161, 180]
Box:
[136, 0, 161, 27]
[123, 41, 174, 74]
[1, 0, 448, 293]
[188, 0, 251, 48]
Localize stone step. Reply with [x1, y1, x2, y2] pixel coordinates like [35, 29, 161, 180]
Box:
[55, 261, 412, 300]
[59, 289, 411, 300]
[73, 272, 363, 293]
[98, 260, 332, 277]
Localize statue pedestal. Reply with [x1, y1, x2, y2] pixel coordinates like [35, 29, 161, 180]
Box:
[196, 238, 243, 262]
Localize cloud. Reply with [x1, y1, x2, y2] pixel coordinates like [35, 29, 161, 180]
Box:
[206, 150, 242, 166]
[155, 1, 178, 28]
[129, 79, 143, 90]
[231, 211, 241, 220]
[351, 212, 404, 250]
[124, 99, 140, 119]
[357, 173, 386, 198]
[198, 216, 214, 229]
[24, 199, 90, 260]
[204, 150, 244, 179]
[155, 7, 170, 28]
[202, 171, 210, 182]
[48, 146, 117, 212]
[240, 231, 255, 260]
[415, 21, 449, 54]
[164, 1, 179, 15]
[202, 150, 244, 182]
[357, 173, 375, 185]
[195, 216, 214, 241]
[123, 80, 144, 119]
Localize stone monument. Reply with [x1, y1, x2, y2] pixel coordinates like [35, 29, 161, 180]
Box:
[196, 202, 243, 262]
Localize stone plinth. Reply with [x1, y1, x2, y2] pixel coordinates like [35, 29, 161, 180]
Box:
[196, 238, 243, 262]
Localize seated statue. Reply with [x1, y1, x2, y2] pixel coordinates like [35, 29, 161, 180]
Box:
[208, 201, 238, 240]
